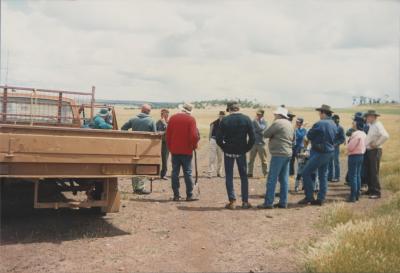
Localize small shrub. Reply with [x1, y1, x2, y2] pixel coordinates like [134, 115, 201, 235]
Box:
[318, 202, 357, 229]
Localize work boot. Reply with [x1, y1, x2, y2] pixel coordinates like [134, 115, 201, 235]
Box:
[241, 202, 252, 209]
[274, 203, 288, 209]
[369, 194, 381, 200]
[225, 200, 236, 210]
[134, 189, 151, 195]
[257, 203, 273, 209]
[186, 196, 199, 202]
[173, 195, 181, 202]
[298, 198, 313, 205]
[311, 199, 324, 206]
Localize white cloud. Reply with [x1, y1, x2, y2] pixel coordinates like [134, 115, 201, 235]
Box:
[1, 0, 398, 106]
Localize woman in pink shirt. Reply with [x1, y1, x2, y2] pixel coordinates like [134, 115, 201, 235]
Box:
[347, 116, 367, 202]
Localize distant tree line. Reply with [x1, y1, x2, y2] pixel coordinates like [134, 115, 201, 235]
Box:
[191, 99, 266, 109]
[352, 95, 398, 105]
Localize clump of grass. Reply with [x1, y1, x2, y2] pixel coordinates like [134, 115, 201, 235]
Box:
[305, 215, 400, 273]
[318, 202, 358, 229]
[382, 173, 400, 192]
[373, 192, 400, 216]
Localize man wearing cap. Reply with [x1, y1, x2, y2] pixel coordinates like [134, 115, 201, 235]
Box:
[122, 104, 157, 195]
[328, 115, 345, 182]
[217, 101, 255, 209]
[364, 110, 389, 199]
[298, 104, 338, 206]
[92, 108, 113, 129]
[289, 117, 307, 176]
[257, 107, 294, 209]
[248, 109, 268, 178]
[207, 111, 225, 178]
[156, 109, 170, 180]
[166, 103, 200, 201]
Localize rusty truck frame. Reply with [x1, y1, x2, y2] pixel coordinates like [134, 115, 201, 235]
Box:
[0, 85, 161, 214]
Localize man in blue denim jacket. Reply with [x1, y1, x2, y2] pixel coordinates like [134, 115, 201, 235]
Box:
[298, 104, 338, 206]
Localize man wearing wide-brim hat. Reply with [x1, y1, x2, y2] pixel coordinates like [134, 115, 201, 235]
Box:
[298, 104, 338, 206]
[363, 109, 389, 199]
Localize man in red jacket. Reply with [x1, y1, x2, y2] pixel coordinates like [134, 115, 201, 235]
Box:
[166, 103, 200, 201]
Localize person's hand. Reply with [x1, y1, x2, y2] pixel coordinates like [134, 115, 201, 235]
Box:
[370, 143, 377, 149]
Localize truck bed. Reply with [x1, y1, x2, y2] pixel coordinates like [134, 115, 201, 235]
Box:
[0, 124, 162, 178]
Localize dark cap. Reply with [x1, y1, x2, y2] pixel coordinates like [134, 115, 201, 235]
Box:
[296, 117, 304, 124]
[219, 111, 226, 116]
[332, 114, 340, 121]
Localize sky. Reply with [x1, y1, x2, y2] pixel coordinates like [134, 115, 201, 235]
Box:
[0, 0, 399, 107]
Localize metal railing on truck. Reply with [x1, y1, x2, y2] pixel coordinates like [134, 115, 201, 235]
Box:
[0, 85, 117, 129]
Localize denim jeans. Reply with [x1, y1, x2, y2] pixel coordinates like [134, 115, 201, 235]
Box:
[328, 146, 340, 180]
[224, 154, 249, 202]
[348, 154, 364, 201]
[160, 141, 169, 178]
[302, 151, 334, 201]
[264, 156, 291, 206]
[171, 154, 194, 198]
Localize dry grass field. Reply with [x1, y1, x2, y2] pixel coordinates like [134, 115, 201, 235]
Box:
[0, 104, 399, 273]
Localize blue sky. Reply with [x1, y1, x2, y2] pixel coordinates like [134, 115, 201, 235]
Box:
[1, 0, 399, 106]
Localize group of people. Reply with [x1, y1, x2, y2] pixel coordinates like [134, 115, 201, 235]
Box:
[93, 100, 389, 209]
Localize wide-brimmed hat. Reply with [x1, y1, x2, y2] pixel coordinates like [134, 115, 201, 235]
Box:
[179, 103, 194, 114]
[273, 107, 289, 119]
[256, 109, 265, 116]
[287, 110, 296, 118]
[98, 108, 109, 117]
[363, 109, 380, 117]
[316, 104, 333, 114]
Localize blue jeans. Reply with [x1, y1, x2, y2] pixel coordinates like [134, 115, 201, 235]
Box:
[348, 154, 364, 200]
[328, 146, 340, 180]
[264, 156, 291, 206]
[224, 154, 248, 202]
[302, 151, 334, 201]
[171, 154, 194, 198]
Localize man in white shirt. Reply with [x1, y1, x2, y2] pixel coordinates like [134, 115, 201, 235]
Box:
[364, 110, 389, 199]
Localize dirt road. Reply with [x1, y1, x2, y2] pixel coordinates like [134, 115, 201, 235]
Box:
[0, 140, 386, 272]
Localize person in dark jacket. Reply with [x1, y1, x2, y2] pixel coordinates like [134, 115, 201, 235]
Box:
[298, 104, 338, 206]
[328, 115, 345, 182]
[121, 104, 157, 195]
[156, 109, 170, 180]
[217, 101, 255, 210]
[207, 111, 225, 178]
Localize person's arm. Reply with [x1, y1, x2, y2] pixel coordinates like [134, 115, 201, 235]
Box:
[247, 118, 256, 151]
[121, 119, 132, 131]
[263, 122, 277, 139]
[96, 117, 113, 129]
[190, 118, 199, 150]
[335, 126, 345, 146]
[375, 122, 389, 147]
[209, 123, 214, 140]
[216, 120, 225, 149]
[151, 120, 157, 132]
[306, 122, 320, 141]
[253, 120, 263, 134]
[166, 119, 173, 150]
[347, 135, 359, 153]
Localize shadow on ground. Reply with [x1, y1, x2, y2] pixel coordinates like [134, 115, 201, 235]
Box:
[0, 209, 130, 246]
